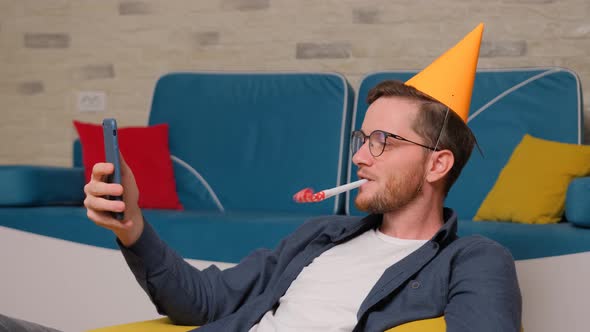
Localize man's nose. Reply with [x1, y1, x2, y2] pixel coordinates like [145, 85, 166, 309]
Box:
[352, 141, 373, 167]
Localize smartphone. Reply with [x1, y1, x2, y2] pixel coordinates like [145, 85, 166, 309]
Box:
[102, 118, 125, 221]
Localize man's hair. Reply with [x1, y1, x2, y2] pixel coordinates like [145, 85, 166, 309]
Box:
[366, 80, 477, 196]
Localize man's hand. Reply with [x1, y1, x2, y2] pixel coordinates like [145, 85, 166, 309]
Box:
[84, 154, 144, 247]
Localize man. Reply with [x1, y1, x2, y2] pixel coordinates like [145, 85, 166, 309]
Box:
[83, 23, 521, 331]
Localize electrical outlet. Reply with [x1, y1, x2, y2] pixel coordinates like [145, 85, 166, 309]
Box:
[77, 91, 106, 112]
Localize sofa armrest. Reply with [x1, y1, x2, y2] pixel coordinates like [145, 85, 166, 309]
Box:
[565, 176, 590, 228]
[0, 165, 85, 206]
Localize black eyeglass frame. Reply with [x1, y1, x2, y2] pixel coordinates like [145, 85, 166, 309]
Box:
[351, 129, 439, 157]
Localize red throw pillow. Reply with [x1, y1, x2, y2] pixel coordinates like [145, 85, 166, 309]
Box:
[73, 120, 183, 210]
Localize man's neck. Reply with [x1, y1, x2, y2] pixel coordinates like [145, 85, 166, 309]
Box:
[379, 195, 445, 240]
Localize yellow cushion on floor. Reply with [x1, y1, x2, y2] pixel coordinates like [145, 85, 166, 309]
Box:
[87, 316, 446, 332]
[86, 317, 198, 332]
[385, 316, 445, 331]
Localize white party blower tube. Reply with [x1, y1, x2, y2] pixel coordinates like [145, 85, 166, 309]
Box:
[322, 179, 368, 198]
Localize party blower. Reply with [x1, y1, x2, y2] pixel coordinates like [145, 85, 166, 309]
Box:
[293, 179, 368, 203]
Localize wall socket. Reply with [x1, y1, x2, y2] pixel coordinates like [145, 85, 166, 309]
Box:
[77, 91, 106, 112]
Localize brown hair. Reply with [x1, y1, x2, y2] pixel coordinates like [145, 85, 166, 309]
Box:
[366, 80, 476, 196]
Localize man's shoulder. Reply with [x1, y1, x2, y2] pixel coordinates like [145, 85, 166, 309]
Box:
[448, 234, 516, 265]
[453, 234, 509, 250]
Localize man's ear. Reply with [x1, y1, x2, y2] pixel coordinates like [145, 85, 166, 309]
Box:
[425, 149, 454, 183]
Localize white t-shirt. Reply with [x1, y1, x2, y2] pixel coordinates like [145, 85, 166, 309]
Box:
[249, 228, 427, 332]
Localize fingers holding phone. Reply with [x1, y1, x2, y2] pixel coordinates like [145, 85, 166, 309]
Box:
[84, 162, 127, 230]
[82, 119, 144, 246]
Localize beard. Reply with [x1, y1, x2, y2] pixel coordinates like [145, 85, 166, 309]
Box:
[355, 164, 425, 214]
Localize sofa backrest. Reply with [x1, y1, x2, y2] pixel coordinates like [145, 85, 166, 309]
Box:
[346, 67, 583, 219]
[147, 72, 354, 214]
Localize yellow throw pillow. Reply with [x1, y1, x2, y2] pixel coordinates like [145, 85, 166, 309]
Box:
[474, 134, 590, 224]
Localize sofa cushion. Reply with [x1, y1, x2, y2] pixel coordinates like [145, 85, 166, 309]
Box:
[0, 207, 312, 263]
[0, 166, 85, 206]
[73, 121, 183, 210]
[456, 219, 590, 260]
[170, 156, 225, 212]
[148, 72, 353, 214]
[2, 206, 590, 262]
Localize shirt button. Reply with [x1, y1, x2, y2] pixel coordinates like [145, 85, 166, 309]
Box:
[410, 280, 421, 289]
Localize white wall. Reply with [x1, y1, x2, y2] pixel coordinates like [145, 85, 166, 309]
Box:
[1, 0, 589, 167]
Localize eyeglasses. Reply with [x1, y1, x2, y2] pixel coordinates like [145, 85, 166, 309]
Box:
[351, 130, 439, 157]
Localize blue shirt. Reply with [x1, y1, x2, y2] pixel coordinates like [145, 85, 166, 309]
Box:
[120, 208, 521, 331]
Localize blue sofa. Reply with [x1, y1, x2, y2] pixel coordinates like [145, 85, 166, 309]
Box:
[0, 72, 354, 263]
[1, 68, 589, 264]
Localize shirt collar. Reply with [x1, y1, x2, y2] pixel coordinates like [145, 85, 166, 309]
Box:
[334, 207, 458, 245]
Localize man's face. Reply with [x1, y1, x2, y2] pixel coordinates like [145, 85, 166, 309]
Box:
[352, 97, 429, 214]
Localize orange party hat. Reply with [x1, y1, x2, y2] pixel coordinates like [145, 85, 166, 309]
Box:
[405, 23, 484, 122]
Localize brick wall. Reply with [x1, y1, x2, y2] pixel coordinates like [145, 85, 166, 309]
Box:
[1, 0, 589, 166]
